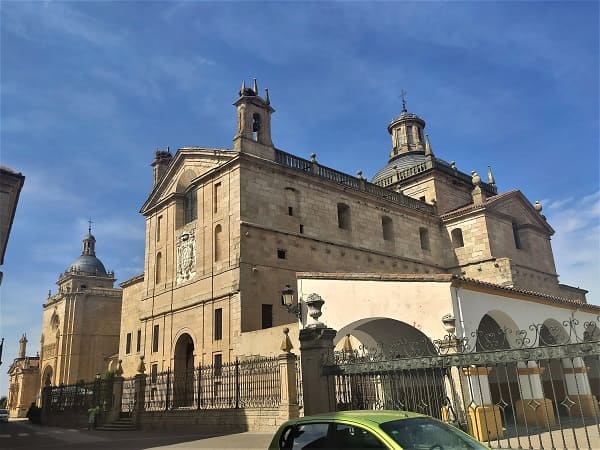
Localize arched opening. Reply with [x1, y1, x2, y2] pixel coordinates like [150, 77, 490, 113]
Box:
[382, 216, 394, 241]
[173, 333, 195, 408]
[214, 224, 223, 262]
[451, 228, 464, 248]
[334, 318, 443, 415]
[584, 320, 600, 400]
[252, 113, 261, 141]
[42, 365, 54, 388]
[337, 203, 351, 230]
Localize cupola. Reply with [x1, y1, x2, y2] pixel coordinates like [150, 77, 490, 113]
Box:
[387, 93, 426, 158]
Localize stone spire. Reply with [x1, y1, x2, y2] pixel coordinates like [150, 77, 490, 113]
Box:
[487, 165, 496, 189]
[425, 134, 434, 157]
[18, 334, 27, 359]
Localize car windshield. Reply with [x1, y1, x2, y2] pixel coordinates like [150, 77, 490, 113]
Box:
[380, 418, 487, 450]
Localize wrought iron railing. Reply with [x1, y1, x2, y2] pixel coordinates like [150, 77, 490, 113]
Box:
[47, 379, 113, 414]
[143, 356, 281, 411]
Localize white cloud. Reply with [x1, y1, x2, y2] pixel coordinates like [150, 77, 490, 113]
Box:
[545, 191, 600, 305]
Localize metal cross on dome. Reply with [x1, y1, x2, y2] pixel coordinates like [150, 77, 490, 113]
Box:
[88, 218, 93, 234]
[400, 89, 407, 112]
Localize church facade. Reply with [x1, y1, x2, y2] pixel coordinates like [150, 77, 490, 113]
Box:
[39, 229, 122, 386]
[117, 80, 589, 378]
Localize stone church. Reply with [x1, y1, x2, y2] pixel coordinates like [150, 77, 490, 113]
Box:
[38, 227, 122, 386]
[117, 80, 590, 379]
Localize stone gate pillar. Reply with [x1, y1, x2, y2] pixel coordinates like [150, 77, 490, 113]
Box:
[278, 328, 300, 421]
[562, 357, 600, 418]
[461, 366, 504, 441]
[299, 326, 337, 415]
[515, 361, 556, 427]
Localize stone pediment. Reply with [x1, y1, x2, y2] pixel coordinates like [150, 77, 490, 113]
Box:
[441, 190, 554, 235]
[140, 147, 237, 215]
[485, 190, 554, 234]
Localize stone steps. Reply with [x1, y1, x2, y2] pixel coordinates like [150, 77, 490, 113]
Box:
[96, 417, 135, 431]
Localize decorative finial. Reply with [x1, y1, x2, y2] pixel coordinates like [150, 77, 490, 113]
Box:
[471, 171, 481, 186]
[253, 78, 258, 95]
[240, 80, 246, 96]
[115, 359, 124, 377]
[356, 170, 364, 180]
[534, 201, 543, 213]
[48, 289, 51, 298]
[88, 218, 93, 235]
[280, 327, 294, 353]
[310, 153, 317, 163]
[487, 165, 496, 187]
[425, 134, 433, 157]
[400, 89, 407, 113]
[265, 88, 270, 105]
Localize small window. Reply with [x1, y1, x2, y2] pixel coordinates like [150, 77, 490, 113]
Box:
[125, 333, 132, 354]
[299, 224, 304, 234]
[451, 228, 464, 248]
[277, 249, 287, 259]
[136, 329, 141, 353]
[157, 215, 162, 242]
[213, 354, 223, 377]
[214, 224, 223, 262]
[337, 203, 351, 230]
[406, 125, 413, 145]
[155, 252, 162, 283]
[214, 182, 221, 213]
[150, 363, 158, 384]
[262, 304, 273, 329]
[214, 308, 223, 341]
[419, 196, 426, 202]
[382, 216, 394, 241]
[288, 206, 293, 216]
[152, 324, 160, 353]
[420, 227, 430, 251]
[183, 188, 197, 224]
[512, 222, 522, 249]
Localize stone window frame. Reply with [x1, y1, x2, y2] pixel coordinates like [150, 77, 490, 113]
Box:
[152, 324, 160, 353]
[451, 228, 464, 249]
[262, 304, 273, 329]
[183, 188, 197, 225]
[125, 332, 132, 354]
[214, 308, 223, 341]
[419, 227, 430, 251]
[337, 203, 351, 230]
[382, 215, 394, 241]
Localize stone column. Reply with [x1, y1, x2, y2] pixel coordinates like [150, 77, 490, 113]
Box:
[562, 357, 600, 418]
[461, 366, 504, 441]
[299, 326, 337, 416]
[132, 356, 146, 426]
[515, 361, 556, 427]
[278, 328, 300, 422]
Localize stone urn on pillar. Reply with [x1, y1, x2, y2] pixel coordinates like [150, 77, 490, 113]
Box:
[305, 293, 326, 329]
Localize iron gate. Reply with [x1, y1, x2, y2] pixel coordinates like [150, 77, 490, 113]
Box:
[324, 319, 600, 449]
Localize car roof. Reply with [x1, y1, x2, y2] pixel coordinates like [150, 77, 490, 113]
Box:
[287, 410, 426, 426]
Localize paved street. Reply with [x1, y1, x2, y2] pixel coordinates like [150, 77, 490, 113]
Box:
[0, 419, 273, 449]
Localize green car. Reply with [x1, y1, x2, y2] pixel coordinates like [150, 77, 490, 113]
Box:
[269, 410, 489, 449]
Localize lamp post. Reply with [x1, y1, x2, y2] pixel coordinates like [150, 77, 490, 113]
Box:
[281, 284, 301, 318]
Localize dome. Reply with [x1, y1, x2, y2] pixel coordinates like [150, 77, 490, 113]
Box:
[67, 230, 108, 276]
[372, 151, 428, 184]
[68, 254, 108, 276]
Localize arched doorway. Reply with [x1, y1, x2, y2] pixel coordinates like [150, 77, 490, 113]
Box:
[173, 333, 194, 408]
[333, 318, 444, 416]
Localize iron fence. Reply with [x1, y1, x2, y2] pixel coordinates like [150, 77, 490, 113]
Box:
[143, 356, 281, 411]
[324, 317, 600, 449]
[47, 379, 113, 414]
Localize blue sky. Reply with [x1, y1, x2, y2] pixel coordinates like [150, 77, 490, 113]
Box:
[0, 1, 598, 394]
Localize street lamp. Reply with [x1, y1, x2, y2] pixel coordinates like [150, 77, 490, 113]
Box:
[281, 285, 300, 317]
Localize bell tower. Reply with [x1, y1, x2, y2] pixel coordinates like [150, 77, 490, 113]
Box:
[233, 78, 275, 159]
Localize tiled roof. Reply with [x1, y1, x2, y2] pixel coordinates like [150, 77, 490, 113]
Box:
[440, 190, 518, 220]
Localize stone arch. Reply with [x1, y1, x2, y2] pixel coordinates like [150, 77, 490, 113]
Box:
[475, 310, 520, 350]
[333, 317, 442, 412]
[539, 318, 570, 345]
[42, 365, 54, 387]
[175, 169, 197, 194]
[173, 332, 195, 408]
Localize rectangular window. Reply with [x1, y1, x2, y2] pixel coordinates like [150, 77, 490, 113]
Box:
[277, 249, 287, 259]
[214, 308, 223, 341]
[406, 125, 413, 145]
[299, 224, 304, 234]
[184, 189, 197, 224]
[150, 363, 158, 384]
[262, 304, 273, 329]
[125, 332, 132, 354]
[213, 354, 223, 377]
[513, 222, 522, 249]
[288, 206, 293, 216]
[152, 324, 159, 353]
[214, 182, 221, 213]
[157, 215, 162, 242]
[136, 329, 141, 353]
